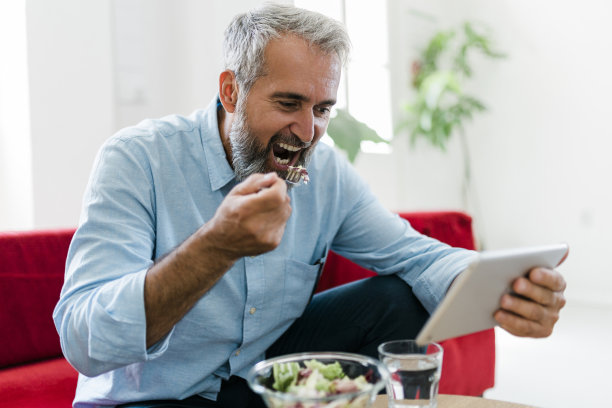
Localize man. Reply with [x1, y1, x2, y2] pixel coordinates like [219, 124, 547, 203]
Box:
[54, 4, 566, 407]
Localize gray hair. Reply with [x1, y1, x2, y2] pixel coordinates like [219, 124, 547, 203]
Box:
[223, 3, 351, 94]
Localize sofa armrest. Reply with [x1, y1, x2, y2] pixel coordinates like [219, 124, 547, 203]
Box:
[0, 229, 75, 368]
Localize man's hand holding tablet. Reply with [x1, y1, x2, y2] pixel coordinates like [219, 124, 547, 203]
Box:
[495, 260, 568, 338]
[415, 244, 569, 345]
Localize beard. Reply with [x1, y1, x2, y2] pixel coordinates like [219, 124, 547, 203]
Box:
[228, 97, 315, 183]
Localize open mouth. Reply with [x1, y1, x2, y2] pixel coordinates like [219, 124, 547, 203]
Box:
[271, 142, 303, 169]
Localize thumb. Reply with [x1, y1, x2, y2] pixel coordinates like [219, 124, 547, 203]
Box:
[232, 172, 280, 196]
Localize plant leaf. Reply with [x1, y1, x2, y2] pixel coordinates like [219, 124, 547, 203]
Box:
[326, 109, 388, 163]
[402, 19, 504, 152]
[420, 70, 462, 109]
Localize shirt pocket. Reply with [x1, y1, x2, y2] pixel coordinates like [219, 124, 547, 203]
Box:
[280, 259, 324, 323]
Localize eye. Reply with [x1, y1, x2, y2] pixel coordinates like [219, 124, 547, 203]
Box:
[278, 101, 299, 110]
[316, 106, 332, 116]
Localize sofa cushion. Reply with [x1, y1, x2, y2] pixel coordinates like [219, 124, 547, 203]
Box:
[0, 357, 77, 408]
[0, 229, 74, 367]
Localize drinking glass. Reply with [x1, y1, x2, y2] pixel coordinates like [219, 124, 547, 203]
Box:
[378, 340, 443, 408]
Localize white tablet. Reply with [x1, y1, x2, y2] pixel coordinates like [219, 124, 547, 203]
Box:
[415, 243, 569, 346]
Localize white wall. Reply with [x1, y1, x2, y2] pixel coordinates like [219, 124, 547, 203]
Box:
[25, 0, 115, 228]
[7, 0, 271, 230]
[384, 0, 612, 305]
[113, 0, 287, 129]
[470, 0, 612, 305]
[0, 0, 34, 229]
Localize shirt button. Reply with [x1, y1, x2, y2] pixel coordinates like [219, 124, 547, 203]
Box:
[235, 349, 241, 356]
[249, 307, 256, 315]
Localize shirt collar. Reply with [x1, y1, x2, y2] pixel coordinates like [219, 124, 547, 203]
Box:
[199, 97, 236, 191]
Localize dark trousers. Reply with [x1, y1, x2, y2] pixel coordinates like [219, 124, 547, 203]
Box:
[117, 275, 429, 408]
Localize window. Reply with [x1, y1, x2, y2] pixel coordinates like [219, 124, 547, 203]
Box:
[295, 0, 392, 153]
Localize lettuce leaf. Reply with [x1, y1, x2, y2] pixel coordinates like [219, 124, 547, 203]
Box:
[304, 360, 345, 381]
[272, 361, 300, 392]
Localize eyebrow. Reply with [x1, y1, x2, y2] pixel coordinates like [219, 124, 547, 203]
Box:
[270, 92, 336, 106]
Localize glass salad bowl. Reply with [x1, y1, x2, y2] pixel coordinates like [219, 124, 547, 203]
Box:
[246, 352, 390, 408]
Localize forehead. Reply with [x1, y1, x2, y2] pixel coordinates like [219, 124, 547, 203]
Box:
[252, 35, 342, 101]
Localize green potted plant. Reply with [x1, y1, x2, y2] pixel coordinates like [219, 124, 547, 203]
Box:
[397, 21, 505, 208]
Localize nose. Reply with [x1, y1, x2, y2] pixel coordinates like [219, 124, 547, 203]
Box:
[289, 109, 315, 144]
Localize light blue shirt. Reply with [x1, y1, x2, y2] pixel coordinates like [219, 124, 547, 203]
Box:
[53, 98, 475, 407]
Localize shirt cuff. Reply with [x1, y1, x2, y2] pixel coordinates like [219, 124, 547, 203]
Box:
[88, 269, 172, 363]
[413, 249, 477, 313]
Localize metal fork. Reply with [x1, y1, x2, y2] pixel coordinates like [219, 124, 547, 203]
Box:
[284, 165, 310, 185]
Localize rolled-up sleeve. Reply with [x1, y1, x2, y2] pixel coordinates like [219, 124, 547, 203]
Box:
[329, 162, 477, 314]
[53, 135, 171, 377]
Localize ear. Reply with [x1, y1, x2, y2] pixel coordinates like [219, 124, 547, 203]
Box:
[219, 70, 239, 113]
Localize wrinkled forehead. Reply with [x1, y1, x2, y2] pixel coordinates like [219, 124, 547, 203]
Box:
[263, 34, 341, 69]
[254, 35, 342, 100]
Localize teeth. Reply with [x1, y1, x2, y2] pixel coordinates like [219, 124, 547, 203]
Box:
[274, 156, 289, 165]
[279, 143, 300, 152]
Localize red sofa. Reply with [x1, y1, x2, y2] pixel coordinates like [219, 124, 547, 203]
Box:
[0, 229, 77, 408]
[0, 211, 494, 407]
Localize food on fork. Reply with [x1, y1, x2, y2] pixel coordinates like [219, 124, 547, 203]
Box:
[284, 165, 310, 185]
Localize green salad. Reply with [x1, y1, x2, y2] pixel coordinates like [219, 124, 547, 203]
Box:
[271, 359, 371, 399]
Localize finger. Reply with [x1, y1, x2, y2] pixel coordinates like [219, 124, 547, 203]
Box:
[250, 178, 290, 212]
[527, 267, 567, 292]
[500, 293, 547, 323]
[232, 173, 280, 196]
[494, 309, 552, 338]
[257, 173, 288, 197]
[250, 175, 289, 210]
[513, 277, 567, 310]
[512, 277, 557, 307]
